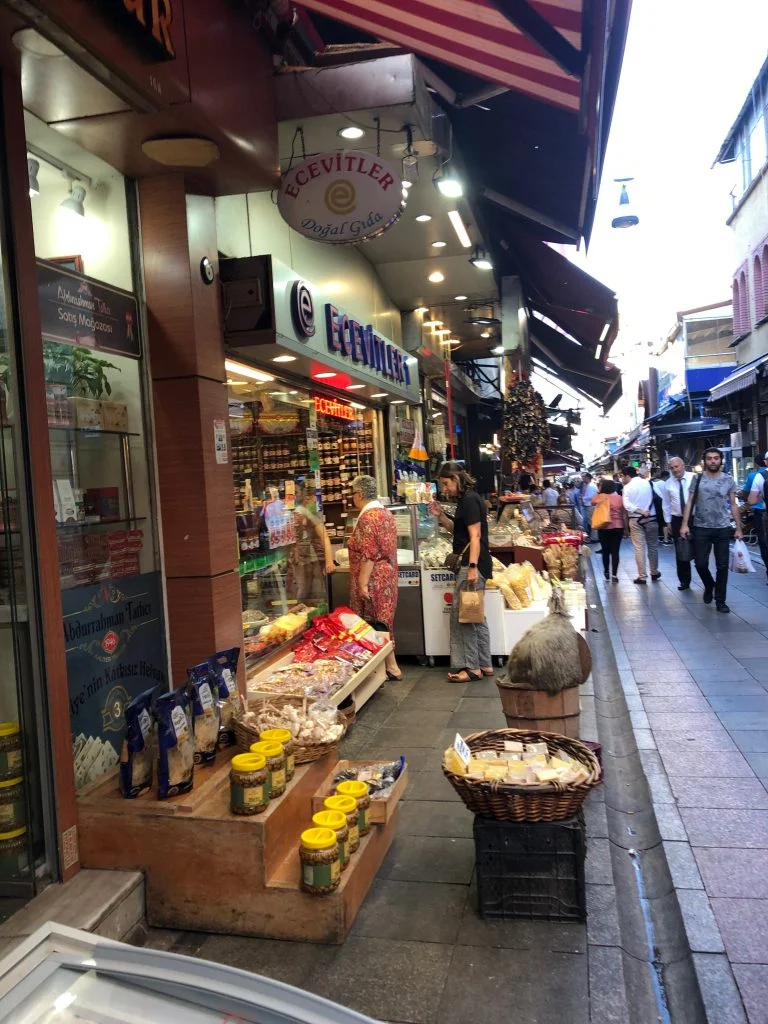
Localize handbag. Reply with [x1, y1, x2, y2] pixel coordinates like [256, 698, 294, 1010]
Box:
[675, 535, 692, 562]
[458, 581, 485, 624]
[444, 543, 470, 576]
[591, 496, 611, 530]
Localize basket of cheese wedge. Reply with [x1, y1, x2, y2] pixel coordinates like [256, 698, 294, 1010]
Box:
[442, 728, 601, 823]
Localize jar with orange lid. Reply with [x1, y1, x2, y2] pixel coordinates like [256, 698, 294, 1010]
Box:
[229, 753, 269, 815]
[312, 809, 349, 870]
[299, 827, 340, 895]
[0, 723, 22, 781]
[259, 728, 295, 781]
[324, 794, 359, 853]
[250, 740, 286, 798]
[336, 779, 371, 836]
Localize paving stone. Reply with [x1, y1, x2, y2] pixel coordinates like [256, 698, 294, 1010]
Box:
[588, 946, 630, 1024]
[380, 834, 475, 884]
[695, 679, 768, 696]
[695, 848, 768, 899]
[361, 746, 440, 771]
[639, 749, 665, 775]
[437, 946, 588, 1024]
[399, 690, 464, 711]
[658, 749, 754, 778]
[380, 708, 453, 733]
[719, 712, 768, 731]
[628, 709, 650, 731]
[663, 841, 703, 889]
[738, 660, 768, 682]
[676, 889, 725, 953]
[585, 838, 612, 885]
[708, 695, 768, 714]
[654, 728, 738, 751]
[692, 954, 749, 1024]
[691, 668, 754, 683]
[646, 770, 675, 804]
[733, 964, 768, 1024]
[307, 936, 453, 1023]
[731, 731, 768, 753]
[635, 680, 703, 697]
[445, 709, 508, 732]
[744, 753, 768, 776]
[647, 711, 728, 732]
[197, 934, 336, 988]
[584, 798, 609, 838]
[351, 878, 467, 944]
[672, 773, 768, 806]
[586, 884, 621, 946]
[398, 800, 474, 838]
[458, 888, 586, 952]
[406, 771, 462, 802]
[679, 808, 768, 849]
[654, 802, 688, 841]
[642, 694, 712, 713]
[711, 899, 768, 965]
[633, 729, 657, 749]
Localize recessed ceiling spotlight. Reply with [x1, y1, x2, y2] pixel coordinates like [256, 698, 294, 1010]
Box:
[390, 400, 406, 405]
[433, 165, 463, 198]
[439, 338, 461, 347]
[428, 271, 445, 283]
[454, 294, 468, 301]
[339, 125, 365, 140]
[314, 372, 337, 379]
[423, 319, 443, 328]
[345, 384, 365, 390]
[431, 241, 447, 248]
[349, 402, 366, 410]
[371, 393, 388, 398]
[273, 355, 297, 363]
[414, 306, 429, 314]
[415, 214, 432, 223]
[480, 330, 491, 339]
[491, 345, 504, 355]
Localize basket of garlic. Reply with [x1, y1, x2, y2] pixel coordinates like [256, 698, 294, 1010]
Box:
[235, 697, 347, 764]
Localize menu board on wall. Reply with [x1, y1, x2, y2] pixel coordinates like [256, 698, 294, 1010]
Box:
[37, 259, 141, 359]
[63, 571, 167, 789]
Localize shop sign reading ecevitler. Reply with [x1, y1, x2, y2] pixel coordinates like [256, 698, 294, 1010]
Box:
[278, 150, 406, 244]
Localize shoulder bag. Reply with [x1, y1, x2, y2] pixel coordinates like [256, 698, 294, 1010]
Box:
[591, 495, 611, 530]
[675, 474, 701, 563]
[444, 543, 469, 576]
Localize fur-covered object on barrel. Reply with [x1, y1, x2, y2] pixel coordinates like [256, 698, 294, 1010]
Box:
[501, 587, 586, 694]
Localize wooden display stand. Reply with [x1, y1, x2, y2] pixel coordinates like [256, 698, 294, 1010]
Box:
[77, 750, 407, 943]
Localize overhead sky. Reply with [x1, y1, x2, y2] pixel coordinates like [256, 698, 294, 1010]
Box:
[544, 1, 768, 462]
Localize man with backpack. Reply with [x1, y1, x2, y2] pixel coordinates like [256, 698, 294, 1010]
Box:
[747, 451, 768, 582]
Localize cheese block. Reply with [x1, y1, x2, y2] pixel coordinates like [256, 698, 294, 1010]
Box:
[549, 757, 571, 773]
[503, 740, 525, 753]
[522, 753, 548, 766]
[525, 742, 549, 756]
[504, 760, 529, 775]
[534, 768, 559, 783]
[444, 748, 467, 774]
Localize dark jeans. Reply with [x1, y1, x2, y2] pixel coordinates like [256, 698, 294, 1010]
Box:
[671, 515, 691, 587]
[753, 508, 768, 577]
[597, 528, 623, 576]
[694, 526, 731, 605]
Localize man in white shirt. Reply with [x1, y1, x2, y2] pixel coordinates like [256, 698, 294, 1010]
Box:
[661, 457, 696, 590]
[622, 466, 660, 584]
[580, 473, 598, 536]
[541, 479, 559, 507]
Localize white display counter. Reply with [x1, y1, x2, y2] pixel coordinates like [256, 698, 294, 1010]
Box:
[421, 569, 507, 665]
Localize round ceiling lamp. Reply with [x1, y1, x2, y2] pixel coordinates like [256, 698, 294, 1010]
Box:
[142, 137, 221, 167]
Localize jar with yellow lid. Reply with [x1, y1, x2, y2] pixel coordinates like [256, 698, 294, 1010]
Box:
[250, 740, 286, 798]
[259, 728, 295, 781]
[324, 794, 359, 853]
[0, 826, 27, 880]
[0, 778, 24, 831]
[0, 723, 22, 781]
[230, 753, 269, 815]
[336, 779, 371, 836]
[299, 827, 340, 894]
[312, 809, 349, 870]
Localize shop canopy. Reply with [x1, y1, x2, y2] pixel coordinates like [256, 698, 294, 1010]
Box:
[530, 317, 622, 414]
[708, 352, 768, 402]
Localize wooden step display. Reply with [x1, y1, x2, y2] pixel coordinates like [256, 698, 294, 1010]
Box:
[77, 750, 407, 944]
[311, 759, 409, 825]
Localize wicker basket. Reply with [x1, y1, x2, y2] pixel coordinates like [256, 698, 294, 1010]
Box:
[442, 728, 601, 823]
[234, 696, 347, 765]
[338, 695, 356, 727]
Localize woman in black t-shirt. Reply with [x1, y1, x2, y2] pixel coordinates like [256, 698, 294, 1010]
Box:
[429, 462, 492, 683]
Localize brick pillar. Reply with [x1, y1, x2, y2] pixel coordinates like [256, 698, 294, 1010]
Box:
[138, 176, 241, 685]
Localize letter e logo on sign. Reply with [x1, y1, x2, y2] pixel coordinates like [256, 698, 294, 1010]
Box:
[291, 280, 315, 339]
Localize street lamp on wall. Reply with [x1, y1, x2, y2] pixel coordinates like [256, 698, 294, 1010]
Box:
[611, 177, 639, 229]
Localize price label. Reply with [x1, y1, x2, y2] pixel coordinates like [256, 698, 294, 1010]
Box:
[198, 682, 214, 711]
[453, 733, 471, 767]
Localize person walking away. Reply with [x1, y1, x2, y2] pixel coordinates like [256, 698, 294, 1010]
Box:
[680, 447, 743, 613]
[542, 479, 559, 507]
[429, 462, 493, 683]
[744, 452, 768, 583]
[580, 473, 598, 537]
[612, 473, 624, 496]
[592, 480, 627, 582]
[661, 457, 697, 591]
[622, 466, 660, 584]
[347, 476, 402, 679]
[653, 471, 671, 543]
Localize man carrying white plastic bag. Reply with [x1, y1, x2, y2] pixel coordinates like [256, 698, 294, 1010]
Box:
[730, 539, 756, 574]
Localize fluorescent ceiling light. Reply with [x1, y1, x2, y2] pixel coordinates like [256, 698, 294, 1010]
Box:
[390, 400, 406, 404]
[346, 384, 365, 390]
[314, 372, 337, 379]
[599, 321, 612, 343]
[428, 271, 445, 283]
[339, 125, 364, 140]
[272, 354, 297, 363]
[423, 319, 443, 328]
[224, 359, 274, 383]
[454, 294, 468, 301]
[431, 241, 447, 248]
[595, 343, 603, 360]
[415, 214, 432, 223]
[447, 209, 472, 248]
[350, 402, 365, 409]
[371, 392, 388, 398]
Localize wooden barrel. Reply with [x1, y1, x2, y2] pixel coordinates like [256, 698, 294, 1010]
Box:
[496, 682, 581, 737]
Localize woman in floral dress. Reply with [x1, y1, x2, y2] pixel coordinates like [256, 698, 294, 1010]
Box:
[347, 475, 401, 680]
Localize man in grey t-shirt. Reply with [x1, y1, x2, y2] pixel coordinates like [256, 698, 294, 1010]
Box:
[681, 447, 743, 613]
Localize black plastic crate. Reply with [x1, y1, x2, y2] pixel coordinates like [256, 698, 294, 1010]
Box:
[473, 814, 587, 922]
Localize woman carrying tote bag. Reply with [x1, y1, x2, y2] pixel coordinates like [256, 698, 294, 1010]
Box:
[429, 462, 493, 683]
[592, 480, 627, 582]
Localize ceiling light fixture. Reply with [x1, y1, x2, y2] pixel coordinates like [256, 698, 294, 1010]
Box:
[402, 180, 413, 190]
[447, 210, 472, 248]
[465, 306, 501, 326]
[428, 271, 445, 283]
[454, 294, 468, 301]
[434, 328, 451, 336]
[314, 372, 337, 379]
[491, 345, 504, 355]
[431, 241, 447, 248]
[423, 318, 443, 328]
[414, 306, 429, 315]
[595, 343, 603, 361]
[272, 355, 297, 363]
[599, 321, 612, 343]
[371, 393, 388, 398]
[390, 400, 406, 405]
[224, 359, 274, 383]
[60, 180, 87, 217]
[339, 125, 365, 140]
[469, 246, 493, 270]
[480, 330, 491, 338]
[345, 384, 366, 390]
[415, 214, 432, 223]
[433, 164, 463, 198]
[350, 402, 366, 410]
[439, 338, 461, 347]
[27, 158, 40, 197]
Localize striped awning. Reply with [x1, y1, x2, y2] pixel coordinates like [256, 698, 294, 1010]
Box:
[708, 353, 768, 402]
[295, 0, 584, 111]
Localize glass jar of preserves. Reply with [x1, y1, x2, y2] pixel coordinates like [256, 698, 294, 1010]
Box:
[299, 827, 340, 895]
[229, 753, 269, 815]
[260, 728, 295, 781]
[0, 723, 22, 781]
[0, 778, 24, 831]
[312, 809, 349, 870]
[324, 793, 359, 853]
[250, 740, 286, 798]
[0, 826, 27, 881]
[336, 779, 371, 836]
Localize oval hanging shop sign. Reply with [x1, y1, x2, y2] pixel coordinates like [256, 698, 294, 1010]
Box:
[278, 150, 405, 244]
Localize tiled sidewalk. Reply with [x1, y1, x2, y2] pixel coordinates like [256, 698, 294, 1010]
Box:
[594, 541, 768, 1024]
